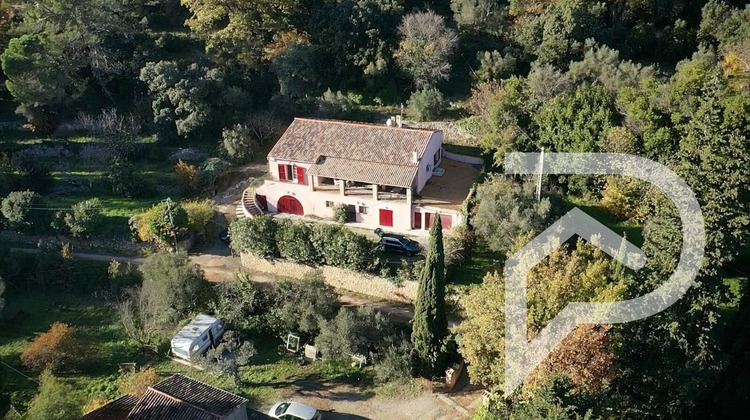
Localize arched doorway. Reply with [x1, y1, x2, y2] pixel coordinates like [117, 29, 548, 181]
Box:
[277, 195, 304, 215]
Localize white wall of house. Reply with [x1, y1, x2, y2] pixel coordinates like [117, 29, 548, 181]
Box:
[258, 181, 414, 232]
[415, 132, 443, 193]
[256, 180, 460, 234]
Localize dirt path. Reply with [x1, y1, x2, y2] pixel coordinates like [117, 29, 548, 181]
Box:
[285, 385, 462, 420]
[9, 246, 418, 323]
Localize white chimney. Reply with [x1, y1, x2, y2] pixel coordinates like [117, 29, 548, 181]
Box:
[412, 150, 419, 163]
[395, 115, 403, 128]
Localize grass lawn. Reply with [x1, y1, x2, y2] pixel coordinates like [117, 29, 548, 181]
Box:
[449, 240, 501, 288]
[566, 197, 644, 248]
[0, 293, 145, 415]
[443, 143, 484, 158]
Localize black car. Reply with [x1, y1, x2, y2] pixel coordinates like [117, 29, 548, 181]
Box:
[375, 229, 421, 256]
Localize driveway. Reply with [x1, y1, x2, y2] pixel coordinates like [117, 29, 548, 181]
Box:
[268, 381, 471, 420]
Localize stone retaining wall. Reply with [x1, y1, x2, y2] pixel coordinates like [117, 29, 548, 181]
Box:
[240, 253, 418, 303]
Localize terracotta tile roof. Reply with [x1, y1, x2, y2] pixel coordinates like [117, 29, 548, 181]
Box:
[307, 156, 417, 188]
[127, 374, 247, 420]
[269, 118, 438, 167]
[81, 395, 138, 420]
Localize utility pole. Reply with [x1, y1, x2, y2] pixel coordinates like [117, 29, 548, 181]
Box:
[536, 147, 544, 202]
[165, 198, 177, 250]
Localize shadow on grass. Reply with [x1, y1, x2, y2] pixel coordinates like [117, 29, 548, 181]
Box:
[569, 201, 644, 248]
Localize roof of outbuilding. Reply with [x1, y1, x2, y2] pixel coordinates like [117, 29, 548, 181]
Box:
[268, 119, 439, 187]
[127, 374, 247, 420]
[81, 395, 138, 420]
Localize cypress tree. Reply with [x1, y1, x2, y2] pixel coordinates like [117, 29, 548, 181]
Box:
[411, 214, 448, 376]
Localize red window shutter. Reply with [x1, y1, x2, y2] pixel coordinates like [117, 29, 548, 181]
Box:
[379, 209, 393, 227]
[296, 166, 305, 184]
[278, 164, 287, 181]
[442, 215, 452, 229]
[425, 213, 433, 229]
[413, 212, 421, 229]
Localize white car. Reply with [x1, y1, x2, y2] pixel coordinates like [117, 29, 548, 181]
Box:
[268, 401, 323, 420]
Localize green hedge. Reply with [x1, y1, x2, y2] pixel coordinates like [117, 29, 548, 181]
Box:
[229, 217, 376, 272]
[229, 216, 278, 258]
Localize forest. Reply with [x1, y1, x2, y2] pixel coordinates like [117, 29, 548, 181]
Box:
[1, 0, 750, 419]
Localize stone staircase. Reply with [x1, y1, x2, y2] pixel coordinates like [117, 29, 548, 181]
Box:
[235, 187, 262, 219]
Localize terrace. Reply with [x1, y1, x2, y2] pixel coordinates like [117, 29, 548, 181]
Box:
[414, 159, 481, 211]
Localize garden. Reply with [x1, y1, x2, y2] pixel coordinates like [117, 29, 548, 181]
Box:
[0, 244, 424, 419]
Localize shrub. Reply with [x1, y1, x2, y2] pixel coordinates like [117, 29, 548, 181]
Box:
[472, 176, 552, 256]
[316, 89, 353, 118]
[130, 198, 189, 247]
[476, 51, 517, 82]
[138, 252, 214, 324]
[106, 157, 140, 198]
[444, 225, 475, 268]
[211, 273, 268, 332]
[175, 159, 202, 194]
[310, 223, 376, 270]
[14, 156, 53, 193]
[229, 216, 278, 258]
[25, 370, 82, 420]
[600, 176, 646, 221]
[394, 259, 423, 286]
[315, 306, 393, 359]
[267, 272, 338, 336]
[183, 199, 215, 234]
[78, 108, 140, 158]
[108, 260, 141, 296]
[200, 157, 229, 191]
[407, 88, 445, 122]
[222, 124, 259, 163]
[62, 198, 103, 238]
[1, 190, 41, 231]
[275, 221, 316, 263]
[200, 331, 256, 386]
[375, 340, 414, 383]
[467, 81, 502, 119]
[332, 204, 348, 223]
[20, 322, 82, 372]
[118, 367, 159, 398]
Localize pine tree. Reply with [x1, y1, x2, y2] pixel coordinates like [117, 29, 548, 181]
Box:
[411, 215, 448, 376]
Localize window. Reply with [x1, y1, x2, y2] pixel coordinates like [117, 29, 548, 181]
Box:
[291, 165, 298, 181]
[326, 201, 334, 207]
[359, 205, 367, 214]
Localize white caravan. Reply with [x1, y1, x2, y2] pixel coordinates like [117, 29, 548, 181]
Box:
[170, 314, 224, 360]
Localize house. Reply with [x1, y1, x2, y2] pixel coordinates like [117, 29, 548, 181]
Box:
[81, 374, 272, 420]
[252, 118, 479, 233]
[171, 314, 224, 361]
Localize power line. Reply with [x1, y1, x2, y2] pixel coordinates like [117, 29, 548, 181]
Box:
[0, 361, 39, 384]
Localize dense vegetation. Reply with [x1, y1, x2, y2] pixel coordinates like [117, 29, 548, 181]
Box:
[1, 0, 750, 419]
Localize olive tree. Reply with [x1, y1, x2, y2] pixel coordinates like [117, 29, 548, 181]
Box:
[394, 11, 457, 88]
